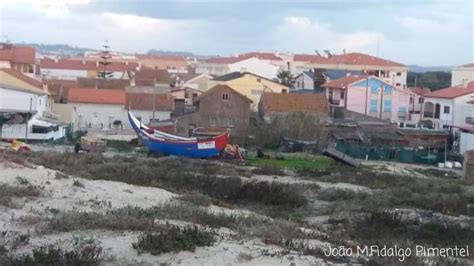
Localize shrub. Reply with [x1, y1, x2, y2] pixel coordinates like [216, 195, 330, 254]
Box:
[0, 184, 41, 208]
[178, 192, 213, 207]
[133, 226, 215, 255]
[1, 150, 307, 208]
[72, 179, 85, 188]
[8, 237, 103, 265]
[316, 188, 367, 201]
[252, 165, 285, 176]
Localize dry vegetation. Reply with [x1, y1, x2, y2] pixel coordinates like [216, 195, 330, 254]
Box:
[1, 149, 473, 265]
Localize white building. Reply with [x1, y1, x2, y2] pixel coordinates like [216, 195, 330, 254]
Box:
[452, 63, 474, 87]
[293, 71, 315, 91]
[422, 81, 474, 129]
[67, 88, 173, 131]
[0, 83, 66, 141]
[197, 55, 282, 80]
[67, 88, 128, 130]
[40, 58, 139, 80]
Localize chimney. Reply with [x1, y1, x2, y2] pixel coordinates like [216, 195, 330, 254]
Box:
[82, 59, 85, 65]
[462, 79, 467, 88]
[343, 49, 346, 55]
[324, 50, 332, 58]
[96, 61, 99, 67]
[54, 58, 58, 63]
[314, 50, 321, 56]
[125, 61, 129, 66]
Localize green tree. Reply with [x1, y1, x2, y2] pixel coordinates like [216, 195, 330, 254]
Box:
[276, 70, 294, 87]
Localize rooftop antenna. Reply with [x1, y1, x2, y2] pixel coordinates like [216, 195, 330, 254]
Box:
[314, 50, 321, 56]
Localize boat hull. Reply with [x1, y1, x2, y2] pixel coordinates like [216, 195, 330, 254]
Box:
[128, 112, 228, 158]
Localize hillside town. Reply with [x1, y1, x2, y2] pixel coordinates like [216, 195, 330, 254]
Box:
[1, 42, 474, 168]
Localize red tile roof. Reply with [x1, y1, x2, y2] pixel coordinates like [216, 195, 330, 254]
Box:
[0, 68, 43, 88]
[260, 92, 327, 114]
[408, 87, 431, 96]
[136, 54, 186, 61]
[460, 63, 474, 68]
[323, 52, 406, 67]
[44, 79, 78, 102]
[68, 88, 126, 105]
[425, 81, 474, 99]
[198, 84, 252, 103]
[322, 75, 368, 89]
[135, 67, 171, 85]
[294, 54, 333, 64]
[0, 43, 35, 64]
[126, 92, 174, 111]
[40, 58, 139, 71]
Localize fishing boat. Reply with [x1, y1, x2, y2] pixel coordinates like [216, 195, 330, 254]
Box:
[128, 111, 229, 158]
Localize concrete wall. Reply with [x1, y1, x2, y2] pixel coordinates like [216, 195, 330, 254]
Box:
[460, 131, 474, 154]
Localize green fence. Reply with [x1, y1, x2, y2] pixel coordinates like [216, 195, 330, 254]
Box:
[335, 142, 444, 165]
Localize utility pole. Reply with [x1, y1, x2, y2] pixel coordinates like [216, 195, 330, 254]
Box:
[25, 97, 32, 143]
[365, 77, 369, 115]
[152, 89, 156, 122]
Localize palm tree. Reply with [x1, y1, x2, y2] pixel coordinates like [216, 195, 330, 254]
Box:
[276, 70, 294, 87]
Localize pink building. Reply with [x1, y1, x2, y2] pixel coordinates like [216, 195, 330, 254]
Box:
[323, 75, 421, 125]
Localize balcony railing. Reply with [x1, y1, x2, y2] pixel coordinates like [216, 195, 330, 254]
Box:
[423, 111, 434, 118]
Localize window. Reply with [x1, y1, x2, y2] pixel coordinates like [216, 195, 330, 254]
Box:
[396, 72, 402, 76]
[444, 106, 450, 114]
[209, 116, 217, 126]
[185, 92, 190, 99]
[282, 89, 287, 93]
[370, 99, 378, 112]
[395, 83, 401, 87]
[297, 81, 300, 87]
[418, 97, 424, 104]
[222, 93, 229, 101]
[340, 91, 345, 100]
[434, 103, 441, 119]
[228, 117, 235, 127]
[409, 97, 414, 104]
[256, 78, 261, 83]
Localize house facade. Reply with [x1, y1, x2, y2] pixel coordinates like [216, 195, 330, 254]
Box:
[40, 58, 139, 80]
[422, 82, 474, 129]
[136, 55, 188, 73]
[0, 43, 35, 77]
[293, 71, 315, 91]
[125, 92, 173, 124]
[295, 52, 408, 88]
[208, 72, 289, 111]
[258, 92, 328, 122]
[67, 88, 128, 130]
[452, 63, 474, 87]
[0, 70, 66, 141]
[323, 75, 415, 123]
[196, 56, 280, 80]
[175, 84, 252, 144]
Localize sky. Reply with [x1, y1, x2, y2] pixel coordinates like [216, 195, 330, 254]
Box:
[0, 0, 473, 66]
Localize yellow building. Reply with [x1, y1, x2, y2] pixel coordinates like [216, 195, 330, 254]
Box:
[207, 72, 289, 110]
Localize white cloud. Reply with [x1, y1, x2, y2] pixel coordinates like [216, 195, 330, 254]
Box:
[2, 0, 92, 18]
[394, 16, 450, 34]
[272, 16, 385, 53]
